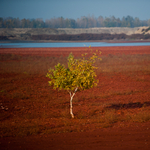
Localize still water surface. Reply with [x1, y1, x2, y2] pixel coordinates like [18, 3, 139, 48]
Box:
[1, 42, 150, 48]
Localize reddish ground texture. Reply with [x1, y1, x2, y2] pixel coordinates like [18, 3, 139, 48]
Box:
[0, 46, 150, 150]
[1, 123, 150, 150]
[0, 46, 150, 57]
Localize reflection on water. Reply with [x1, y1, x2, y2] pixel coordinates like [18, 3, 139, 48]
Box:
[1, 42, 150, 48]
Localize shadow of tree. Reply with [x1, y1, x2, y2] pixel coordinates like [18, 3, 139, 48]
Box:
[105, 101, 150, 110]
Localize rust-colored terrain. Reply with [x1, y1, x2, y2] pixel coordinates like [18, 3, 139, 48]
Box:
[0, 46, 150, 149]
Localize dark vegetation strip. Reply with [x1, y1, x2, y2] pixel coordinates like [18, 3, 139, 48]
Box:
[31, 33, 150, 41]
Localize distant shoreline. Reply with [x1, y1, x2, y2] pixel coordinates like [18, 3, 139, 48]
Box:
[1, 39, 150, 43]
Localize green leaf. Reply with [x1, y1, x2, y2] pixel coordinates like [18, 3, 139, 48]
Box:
[46, 50, 101, 92]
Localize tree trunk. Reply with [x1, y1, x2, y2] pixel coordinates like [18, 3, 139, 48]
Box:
[69, 87, 78, 118]
[70, 94, 74, 118]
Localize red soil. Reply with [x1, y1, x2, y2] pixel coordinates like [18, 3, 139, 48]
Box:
[1, 123, 150, 150]
[0, 46, 150, 150]
[0, 46, 150, 57]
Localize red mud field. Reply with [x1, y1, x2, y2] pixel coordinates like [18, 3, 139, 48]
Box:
[0, 46, 150, 150]
[0, 45, 150, 57]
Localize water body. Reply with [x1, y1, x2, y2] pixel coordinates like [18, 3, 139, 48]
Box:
[1, 42, 150, 48]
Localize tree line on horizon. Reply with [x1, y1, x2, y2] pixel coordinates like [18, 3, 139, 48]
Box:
[0, 15, 150, 28]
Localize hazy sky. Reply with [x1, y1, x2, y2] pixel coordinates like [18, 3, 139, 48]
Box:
[0, 0, 150, 20]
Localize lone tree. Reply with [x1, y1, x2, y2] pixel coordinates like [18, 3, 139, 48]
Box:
[46, 48, 101, 118]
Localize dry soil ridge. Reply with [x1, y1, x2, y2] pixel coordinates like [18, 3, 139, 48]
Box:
[0, 26, 150, 40]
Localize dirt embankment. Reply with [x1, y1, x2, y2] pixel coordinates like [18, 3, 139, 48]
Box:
[0, 26, 150, 41]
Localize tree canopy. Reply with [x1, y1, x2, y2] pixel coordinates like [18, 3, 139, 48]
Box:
[1, 15, 150, 28]
[46, 53, 99, 91]
[46, 49, 101, 118]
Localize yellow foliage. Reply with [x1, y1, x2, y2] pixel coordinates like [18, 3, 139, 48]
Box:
[46, 47, 101, 92]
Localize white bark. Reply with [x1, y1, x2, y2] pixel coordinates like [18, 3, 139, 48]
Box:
[69, 87, 78, 118]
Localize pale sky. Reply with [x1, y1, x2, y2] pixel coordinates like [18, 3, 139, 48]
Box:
[0, 0, 150, 20]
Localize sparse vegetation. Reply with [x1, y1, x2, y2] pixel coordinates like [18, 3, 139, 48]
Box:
[0, 47, 150, 137]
